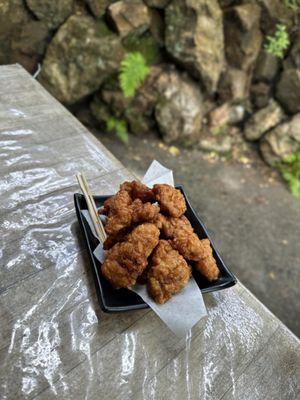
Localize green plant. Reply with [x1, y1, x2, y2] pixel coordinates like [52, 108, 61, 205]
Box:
[119, 52, 150, 98]
[264, 24, 290, 58]
[277, 151, 300, 197]
[106, 117, 129, 144]
[210, 125, 228, 136]
[283, 0, 300, 9]
[123, 33, 161, 65]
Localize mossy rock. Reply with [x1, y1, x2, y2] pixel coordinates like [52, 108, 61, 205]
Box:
[123, 31, 162, 65]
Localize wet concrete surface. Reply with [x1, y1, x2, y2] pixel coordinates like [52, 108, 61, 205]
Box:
[96, 132, 300, 337]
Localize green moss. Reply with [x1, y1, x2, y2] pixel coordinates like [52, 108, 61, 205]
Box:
[210, 125, 228, 136]
[95, 20, 115, 37]
[123, 32, 161, 65]
[277, 151, 300, 197]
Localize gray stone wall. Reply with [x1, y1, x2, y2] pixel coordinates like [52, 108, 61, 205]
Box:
[1, 0, 300, 164]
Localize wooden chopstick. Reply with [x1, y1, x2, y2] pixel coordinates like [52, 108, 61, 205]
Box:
[77, 173, 106, 242]
[76, 173, 106, 243]
[80, 173, 107, 240]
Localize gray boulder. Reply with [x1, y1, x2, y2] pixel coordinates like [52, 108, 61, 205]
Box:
[26, 0, 74, 29]
[251, 82, 271, 109]
[224, 4, 262, 72]
[219, 68, 250, 101]
[209, 102, 245, 128]
[276, 69, 300, 114]
[144, 0, 170, 8]
[254, 50, 280, 83]
[154, 69, 204, 144]
[258, 0, 294, 34]
[165, 0, 224, 94]
[244, 100, 284, 141]
[0, 0, 51, 73]
[198, 135, 232, 154]
[276, 37, 300, 114]
[108, 0, 150, 37]
[85, 0, 115, 17]
[39, 15, 124, 104]
[260, 114, 300, 165]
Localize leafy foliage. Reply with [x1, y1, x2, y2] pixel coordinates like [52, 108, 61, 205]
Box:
[264, 24, 290, 58]
[277, 151, 300, 197]
[119, 52, 150, 98]
[106, 117, 129, 144]
[283, 0, 300, 9]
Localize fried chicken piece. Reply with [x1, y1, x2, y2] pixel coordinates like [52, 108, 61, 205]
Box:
[147, 240, 191, 304]
[101, 189, 132, 215]
[103, 199, 160, 249]
[104, 206, 132, 237]
[158, 215, 205, 261]
[194, 239, 220, 282]
[131, 199, 159, 224]
[103, 200, 160, 249]
[159, 214, 191, 237]
[121, 180, 154, 202]
[153, 184, 186, 218]
[103, 229, 129, 250]
[102, 223, 160, 288]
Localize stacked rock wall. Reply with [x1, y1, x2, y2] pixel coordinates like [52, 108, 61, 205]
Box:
[1, 0, 300, 164]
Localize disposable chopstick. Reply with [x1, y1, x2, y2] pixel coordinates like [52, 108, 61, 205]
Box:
[80, 173, 107, 240]
[76, 173, 106, 242]
[76, 173, 106, 243]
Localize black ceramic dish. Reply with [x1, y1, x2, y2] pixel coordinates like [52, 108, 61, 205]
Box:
[74, 185, 237, 312]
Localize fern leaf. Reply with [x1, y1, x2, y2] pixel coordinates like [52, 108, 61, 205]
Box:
[106, 117, 129, 144]
[119, 52, 150, 98]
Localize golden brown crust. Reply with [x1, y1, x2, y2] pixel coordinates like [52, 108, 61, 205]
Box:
[147, 240, 191, 304]
[101, 189, 132, 215]
[104, 197, 160, 243]
[159, 215, 205, 261]
[153, 184, 186, 218]
[100, 181, 219, 302]
[194, 239, 220, 282]
[120, 180, 154, 202]
[101, 223, 160, 288]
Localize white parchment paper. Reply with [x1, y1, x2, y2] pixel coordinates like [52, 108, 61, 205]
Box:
[81, 161, 207, 337]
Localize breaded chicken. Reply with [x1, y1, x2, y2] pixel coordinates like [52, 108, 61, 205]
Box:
[131, 199, 159, 224]
[120, 180, 154, 202]
[101, 189, 132, 215]
[103, 199, 160, 248]
[101, 223, 160, 288]
[159, 214, 191, 237]
[147, 240, 191, 304]
[159, 215, 205, 261]
[194, 239, 220, 282]
[153, 184, 186, 218]
[105, 199, 159, 235]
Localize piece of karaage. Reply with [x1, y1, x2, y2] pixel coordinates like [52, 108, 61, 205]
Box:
[194, 239, 220, 281]
[121, 180, 154, 202]
[147, 240, 191, 304]
[159, 215, 206, 261]
[101, 223, 160, 288]
[105, 197, 159, 236]
[153, 184, 186, 218]
[103, 199, 160, 249]
[101, 189, 132, 216]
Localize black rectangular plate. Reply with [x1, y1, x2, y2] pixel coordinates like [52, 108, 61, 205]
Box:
[74, 185, 237, 312]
